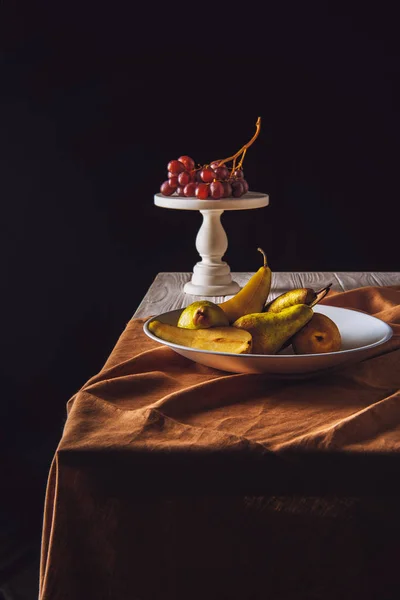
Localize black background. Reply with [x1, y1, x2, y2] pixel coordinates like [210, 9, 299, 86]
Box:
[0, 0, 399, 571]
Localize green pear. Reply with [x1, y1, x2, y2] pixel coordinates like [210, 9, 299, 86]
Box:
[264, 284, 332, 313]
[177, 300, 229, 329]
[233, 303, 313, 354]
[149, 320, 252, 354]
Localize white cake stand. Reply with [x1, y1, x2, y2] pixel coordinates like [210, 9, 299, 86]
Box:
[154, 191, 269, 296]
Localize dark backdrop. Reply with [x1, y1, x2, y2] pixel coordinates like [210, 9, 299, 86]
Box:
[0, 0, 399, 579]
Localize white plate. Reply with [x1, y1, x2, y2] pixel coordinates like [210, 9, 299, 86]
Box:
[143, 305, 393, 376]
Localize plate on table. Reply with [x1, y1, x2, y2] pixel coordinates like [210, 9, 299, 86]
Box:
[143, 305, 393, 376]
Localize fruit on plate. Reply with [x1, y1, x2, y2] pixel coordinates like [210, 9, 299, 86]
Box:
[159, 117, 261, 199]
[148, 320, 253, 354]
[218, 247, 272, 324]
[264, 283, 332, 313]
[291, 312, 342, 354]
[233, 304, 313, 354]
[177, 300, 229, 329]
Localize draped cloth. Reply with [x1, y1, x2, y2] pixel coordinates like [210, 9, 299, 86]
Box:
[40, 286, 400, 600]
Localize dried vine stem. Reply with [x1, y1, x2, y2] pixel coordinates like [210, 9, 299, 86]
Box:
[213, 117, 261, 171]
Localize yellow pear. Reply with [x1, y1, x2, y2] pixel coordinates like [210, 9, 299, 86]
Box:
[177, 300, 229, 329]
[233, 304, 313, 354]
[218, 247, 272, 324]
[264, 283, 332, 313]
[148, 320, 253, 354]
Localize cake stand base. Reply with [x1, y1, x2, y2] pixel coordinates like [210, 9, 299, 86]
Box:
[183, 261, 241, 296]
[184, 281, 241, 296]
[154, 192, 269, 297]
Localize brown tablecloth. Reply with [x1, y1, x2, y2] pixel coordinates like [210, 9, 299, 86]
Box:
[40, 286, 400, 600]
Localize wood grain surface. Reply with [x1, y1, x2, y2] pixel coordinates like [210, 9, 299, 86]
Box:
[133, 271, 400, 318]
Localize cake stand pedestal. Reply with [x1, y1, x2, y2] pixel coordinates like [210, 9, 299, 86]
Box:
[154, 192, 269, 296]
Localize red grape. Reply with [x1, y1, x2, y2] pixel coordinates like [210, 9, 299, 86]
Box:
[231, 180, 245, 197]
[209, 181, 224, 199]
[168, 160, 186, 174]
[200, 167, 216, 183]
[222, 181, 233, 197]
[178, 171, 191, 186]
[183, 181, 197, 198]
[163, 156, 250, 199]
[178, 155, 195, 171]
[184, 182, 197, 197]
[214, 165, 230, 180]
[195, 183, 209, 199]
[160, 181, 176, 196]
[168, 175, 178, 188]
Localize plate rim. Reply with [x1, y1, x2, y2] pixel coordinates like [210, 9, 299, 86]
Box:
[143, 305, 393, 359]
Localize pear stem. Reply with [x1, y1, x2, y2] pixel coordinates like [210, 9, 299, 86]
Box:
[309, 283, 333, 307]
[316, 282, 332, 295]
[257, 247, 267, 268]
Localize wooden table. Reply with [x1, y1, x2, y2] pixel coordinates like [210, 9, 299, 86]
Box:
[134, 271, 400, 318]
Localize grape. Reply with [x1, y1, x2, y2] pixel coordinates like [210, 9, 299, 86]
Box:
[209, 181, 224, 199]
[222, 181, 233, 197]
[195, 183, 209, 199]
[163, 154, 251, 199]
[178, 155, 195, 171]
[214, 165, 230, 180]
[160, 180, 176, 196]
[231, 180, 245, 197]
[178, 171, 191, 186]
[184, 182, 197, 197]
[168, 160, 186, 174]
[168, 175, 178, 188]
[200, 167, 216, 183]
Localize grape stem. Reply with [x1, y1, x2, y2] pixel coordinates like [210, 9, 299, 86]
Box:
[236, 148, 247, 171]
[213, 117, 261, 170]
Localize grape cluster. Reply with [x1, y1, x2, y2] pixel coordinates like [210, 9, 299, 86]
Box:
[160, 155, 250, 200]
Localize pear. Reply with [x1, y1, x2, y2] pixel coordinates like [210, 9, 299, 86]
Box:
[233, 303, 313, 354]
[291, 312, 341, 354]
[218, 247, 272, 324]
[177, 300, 229, 329]
[148, 320, 252, 354]
[264, 283, 332, 313]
